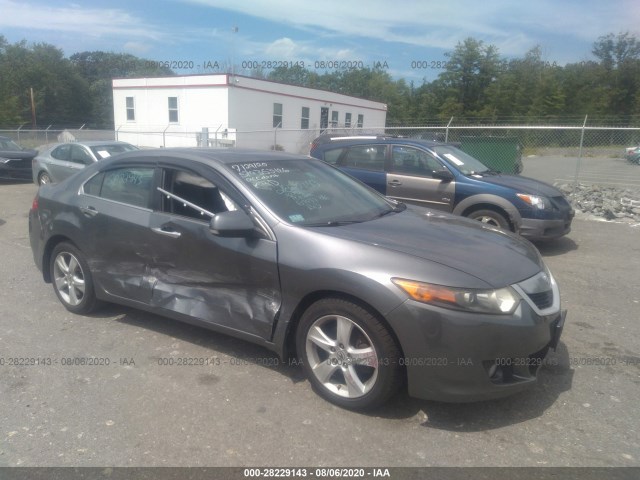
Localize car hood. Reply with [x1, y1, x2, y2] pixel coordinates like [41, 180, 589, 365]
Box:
[0, 149, 38, 161]
[475, 174, 562, 197]
[314, 208, 544, 288]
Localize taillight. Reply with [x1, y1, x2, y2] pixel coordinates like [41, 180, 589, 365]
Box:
[31, 195, 39, 211]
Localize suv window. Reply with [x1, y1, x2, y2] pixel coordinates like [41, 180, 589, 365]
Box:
[390, 146, 443, 177]
[160, 169, 237, 221]
[98, 167, 154, 208]
[343, 145, 386, 171]
[321, 148, 345, 165]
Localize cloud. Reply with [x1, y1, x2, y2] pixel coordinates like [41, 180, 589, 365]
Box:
[0, 0, 164, 41]
[180, 0, 640, 52]
[123, 41, 152, 54]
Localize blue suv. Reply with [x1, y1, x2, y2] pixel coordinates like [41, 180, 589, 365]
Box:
[310, 136, 574, 240]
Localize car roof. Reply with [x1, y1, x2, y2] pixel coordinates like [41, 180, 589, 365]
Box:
[59, 140, 134, 147]
[312, 135, 449, 148]
[109, 148, 310, 166]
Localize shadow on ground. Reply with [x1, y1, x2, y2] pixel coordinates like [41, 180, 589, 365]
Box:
[534, 236, 578, 256]
[99, 305, 573, 430]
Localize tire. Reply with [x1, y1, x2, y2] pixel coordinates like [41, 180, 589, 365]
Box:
[38, 172, 52, 185]
[50, 242, 100, 314]
[467, 208, 511, 230]
[296, 298, 403, 409]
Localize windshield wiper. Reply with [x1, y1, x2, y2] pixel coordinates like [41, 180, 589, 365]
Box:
[302, 220, 365, 227]
[375, 202, 406, 218]
[467, 169, 500, 176]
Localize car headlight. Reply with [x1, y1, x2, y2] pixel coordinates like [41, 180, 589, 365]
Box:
[392, 278, 521, 314]
[517, 193, 551, 210]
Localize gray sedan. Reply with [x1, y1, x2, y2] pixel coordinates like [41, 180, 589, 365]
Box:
[28, 148, 565, 409]
[32, 141, 137, 185]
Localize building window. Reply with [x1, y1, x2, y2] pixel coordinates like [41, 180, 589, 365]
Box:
[301, 107, 310, 129]
[168, 97, 179, 123]
[331, 111, 339, 127]
[357, 114, 364, 128]
[273, 103, 283, 128]
[345, 113, 352, 128]
[126, 97, 135, 121]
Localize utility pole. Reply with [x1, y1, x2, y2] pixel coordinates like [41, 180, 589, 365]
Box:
[30, 87, 36, 128]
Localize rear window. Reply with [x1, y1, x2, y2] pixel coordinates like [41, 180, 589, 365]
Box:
[89, 143, 138, 160]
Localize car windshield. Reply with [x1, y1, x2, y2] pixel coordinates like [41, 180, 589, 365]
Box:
[89, 143, 138, 160]
[0, 139, 23, 151]
[228, 158, 398, 226]
[432, 145, 491, 175]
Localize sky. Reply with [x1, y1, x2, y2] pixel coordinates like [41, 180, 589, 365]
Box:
[1, 0, 639, 83]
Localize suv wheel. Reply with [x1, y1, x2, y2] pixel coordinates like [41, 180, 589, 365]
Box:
[467, 209, 510, 230]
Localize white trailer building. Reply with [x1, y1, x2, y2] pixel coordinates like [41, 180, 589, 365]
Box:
[112, 74, 387, 153]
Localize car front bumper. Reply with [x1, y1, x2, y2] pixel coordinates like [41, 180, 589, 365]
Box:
[385, 298, 566, 403]
[520, 215, 573, 240]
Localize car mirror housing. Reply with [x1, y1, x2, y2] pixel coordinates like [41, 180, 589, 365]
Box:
[209, 210, 256, 237]
[433, 169, 454, 181]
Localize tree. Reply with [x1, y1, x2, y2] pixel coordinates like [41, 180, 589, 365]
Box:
[70, 51, 174, 127]
[591, 32, 640, 119]
[438, 38, 503, 116]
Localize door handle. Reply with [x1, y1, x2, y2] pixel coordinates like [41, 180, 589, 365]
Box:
[151, 226, 181, 238]
[388, 179, 402, 187]
[79, 206, 98, 217]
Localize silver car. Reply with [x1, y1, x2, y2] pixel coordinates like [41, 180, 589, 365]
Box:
[32, 141, 138, 185]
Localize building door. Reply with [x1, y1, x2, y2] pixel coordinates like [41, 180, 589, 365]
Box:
[320, 107, 329, 130]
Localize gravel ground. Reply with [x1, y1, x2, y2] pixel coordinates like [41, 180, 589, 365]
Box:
[0, 180, 639, 469]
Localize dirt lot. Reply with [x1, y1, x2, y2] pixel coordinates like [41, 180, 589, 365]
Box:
[0, 180, 639, 468]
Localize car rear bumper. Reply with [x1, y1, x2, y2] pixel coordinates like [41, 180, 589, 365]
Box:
[385, 298, 565, 403]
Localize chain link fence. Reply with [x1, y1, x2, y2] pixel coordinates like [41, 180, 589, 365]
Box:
[3, 122, 640, 192]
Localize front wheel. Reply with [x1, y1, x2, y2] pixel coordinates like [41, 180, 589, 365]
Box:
[50, 242, 100, 314]
[467, 208, 511, 230]
[296, 298, 403, 409]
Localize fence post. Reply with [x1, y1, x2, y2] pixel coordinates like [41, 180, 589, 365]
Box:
[574, 115, 588, 185]
[163, 125, 170, 148]
[45, 125, 51, 144]
[274, 123, 281, 150]
[445, 116, 454, 142]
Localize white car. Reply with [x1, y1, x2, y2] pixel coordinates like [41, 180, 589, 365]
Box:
[32, 141, 138, 185]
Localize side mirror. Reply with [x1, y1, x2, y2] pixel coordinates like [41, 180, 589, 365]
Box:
[209, 210, 255, 237]
[433, 169, 454, 182]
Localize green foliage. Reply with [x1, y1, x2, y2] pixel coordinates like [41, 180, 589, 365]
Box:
[0, 40, 174, 128]
[1, 32, 639, 128]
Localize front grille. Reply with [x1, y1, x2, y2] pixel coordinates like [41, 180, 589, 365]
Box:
[527, 290, 553, 310]
[550, 195, 573, 215]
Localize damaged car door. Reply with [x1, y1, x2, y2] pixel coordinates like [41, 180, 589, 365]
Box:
[80, 166, 158, 302]
[146, 165, 281, 340]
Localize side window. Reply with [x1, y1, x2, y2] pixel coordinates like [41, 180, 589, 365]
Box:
[343, 145, 386, 172]
[160, 169, 237, 221]
[70, 145, 94, 165]
[100, 168, 155, 208]
[83, 172, 105, 196]
[51, 144, 71, 161]
[390, 146, 443, 176]
[321, 148, 346, 165]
